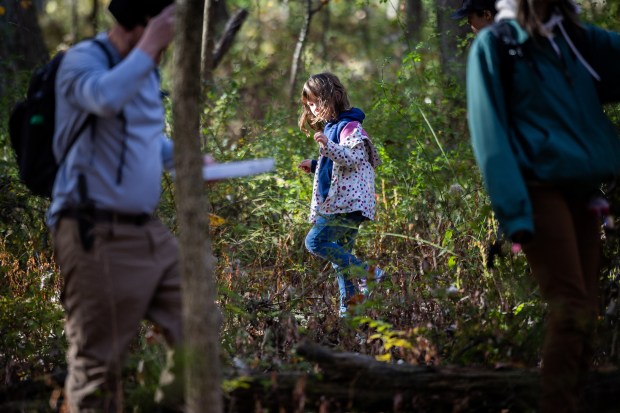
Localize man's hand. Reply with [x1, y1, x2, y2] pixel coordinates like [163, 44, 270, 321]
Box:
[298, 159, 313, 173]
[137, 4, 176, 62]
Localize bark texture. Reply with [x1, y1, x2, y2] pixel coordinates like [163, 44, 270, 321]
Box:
[287, 0, 327, 101]
[436, 0, 469, 84]
[0, 0, 48, 103]
[224, 340, 620, 412]
[172, 0, 223, 412]
[201, 0, 247, 84]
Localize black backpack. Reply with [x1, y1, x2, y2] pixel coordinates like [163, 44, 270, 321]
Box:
[8, 39, 113, 198]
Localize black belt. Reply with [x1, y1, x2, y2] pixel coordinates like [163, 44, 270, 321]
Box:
[59, 208, 152, 226]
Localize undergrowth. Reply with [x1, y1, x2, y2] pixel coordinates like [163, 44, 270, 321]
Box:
[2, 2, 620, 411]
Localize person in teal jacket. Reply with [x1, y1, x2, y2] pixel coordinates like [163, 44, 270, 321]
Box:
[467, 0, 620, 411]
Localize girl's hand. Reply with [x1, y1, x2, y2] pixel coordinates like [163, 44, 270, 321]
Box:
[314, 132, 328, 148]
[298, 159, 313, 173]
[203, 154, 220, 185]
[203, 154, 216, 166]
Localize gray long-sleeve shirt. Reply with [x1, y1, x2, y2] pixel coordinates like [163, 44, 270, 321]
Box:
[48, 33, 174, 226]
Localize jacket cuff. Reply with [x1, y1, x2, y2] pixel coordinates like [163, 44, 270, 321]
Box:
[310, 160, 317, 173]
[502, 216, 534, 243]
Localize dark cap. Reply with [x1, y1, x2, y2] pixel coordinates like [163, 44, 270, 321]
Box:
[450, 0, 497, 19]
[108, 0, 174, 30]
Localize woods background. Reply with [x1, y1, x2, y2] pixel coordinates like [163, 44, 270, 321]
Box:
[2, 0, 620, 411]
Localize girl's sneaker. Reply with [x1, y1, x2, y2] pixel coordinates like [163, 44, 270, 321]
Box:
[359, 266, 386, 297]
[359, 277, 369, 297]
[373, 266, 386, 283]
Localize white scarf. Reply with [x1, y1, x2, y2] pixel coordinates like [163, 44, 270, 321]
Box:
[494, 0, 517, 21]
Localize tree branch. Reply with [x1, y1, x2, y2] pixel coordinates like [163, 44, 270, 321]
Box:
[212, 8, 248, 70]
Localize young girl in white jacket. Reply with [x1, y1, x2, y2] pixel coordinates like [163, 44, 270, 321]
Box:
[297, 72, 384, 317]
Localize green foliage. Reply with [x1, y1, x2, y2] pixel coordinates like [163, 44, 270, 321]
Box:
[0, 238, 65, 391]
[353, 317, 438, 364]
[3, 1, 620, 410]
[122, 324, 169, 412]
[0, 295, 65, 381]
[198, 34, 548, 377]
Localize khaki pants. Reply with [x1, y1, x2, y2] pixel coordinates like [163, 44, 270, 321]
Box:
[522, 185, 601, 413]
[53, 217, 183, 412]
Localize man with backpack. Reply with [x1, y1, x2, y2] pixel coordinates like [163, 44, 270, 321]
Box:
[451, 0, 497, 35]
[48, 1, 184, 411]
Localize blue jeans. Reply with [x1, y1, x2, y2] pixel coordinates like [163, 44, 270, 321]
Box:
[305, 212, 367, 314]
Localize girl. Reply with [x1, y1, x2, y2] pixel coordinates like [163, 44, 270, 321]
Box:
[297, 72, 384, 317]
[467, 0, 620, 410]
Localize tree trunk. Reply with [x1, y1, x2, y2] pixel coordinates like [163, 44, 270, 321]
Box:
[69, 0, 79, 43]
[224, 340, 620, 412]
[436, 0, 468, 84]
[201, 0, 217, 84]
[88, 0, 99, 37]
[212, 9, 248, 70]
[406, 0, 424, 43]
[172, 0, 222, 412]
[287, 0, 314, 102]
[202, 0, 247, 84]
[0, 0, 48, 102]
[319, 4, 330, 61]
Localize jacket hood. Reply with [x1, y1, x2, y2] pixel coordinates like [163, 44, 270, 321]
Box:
[329, 107, 365, 126]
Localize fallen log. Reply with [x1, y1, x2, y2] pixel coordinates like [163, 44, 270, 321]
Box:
[225, 340, 620, 412]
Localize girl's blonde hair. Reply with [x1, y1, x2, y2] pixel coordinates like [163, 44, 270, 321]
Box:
[298, 72, 351, 134]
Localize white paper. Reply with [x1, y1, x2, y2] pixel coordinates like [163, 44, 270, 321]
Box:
[202, 158, 275, 181]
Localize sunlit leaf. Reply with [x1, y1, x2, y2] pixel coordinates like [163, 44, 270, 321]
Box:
[209, 213, 226, 227]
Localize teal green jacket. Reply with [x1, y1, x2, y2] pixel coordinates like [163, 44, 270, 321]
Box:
[467, 19, 620, 239]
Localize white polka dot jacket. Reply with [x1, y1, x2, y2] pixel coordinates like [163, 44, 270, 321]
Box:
[309, 121, 382, 223]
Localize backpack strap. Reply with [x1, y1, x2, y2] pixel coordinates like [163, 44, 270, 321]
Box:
[92, 38, 130, 185]
[92, 38, 115, 67]
[489, 21, 546, 108]
[57, 39, 116, 167]
[63, 39, 118, 249]
[489, 21, 522, 100]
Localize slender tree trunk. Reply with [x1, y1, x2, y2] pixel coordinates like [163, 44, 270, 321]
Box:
[69, 0, 79, 42]
[0, 0, 48, 102]
[287, 0, 330, 101]
[406, 0, 424, 43]
[201, 0, 247, 84]
[436, 0, 469, 83]
[172, 0, 223, 412]
[288, 0, 322, 102]
[88, 0, 99, 36]
[212, 9, 248, 70]
[319, 4, 329, 61]
[201, 0, 217, 85]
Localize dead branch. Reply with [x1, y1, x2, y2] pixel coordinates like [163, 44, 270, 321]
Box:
[224, 340, 620, 412]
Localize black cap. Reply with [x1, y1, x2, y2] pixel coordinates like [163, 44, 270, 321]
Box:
[108, 0, 174, 30]
[450, 0, 497, 19]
